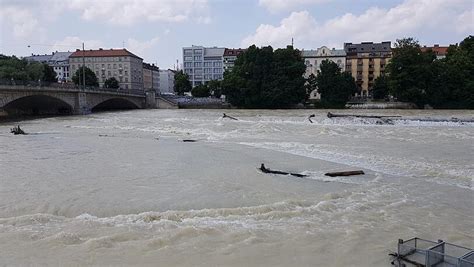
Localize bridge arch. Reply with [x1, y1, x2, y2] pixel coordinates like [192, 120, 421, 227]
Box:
[3, 94, 73, 115]
[90, 97, 142, 112]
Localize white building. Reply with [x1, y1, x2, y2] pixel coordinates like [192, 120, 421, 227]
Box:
[158, 69, 175, 94]
[301, 46, 346, 99]
[24, 52, 73, 82]
[183, 46, 225, 87]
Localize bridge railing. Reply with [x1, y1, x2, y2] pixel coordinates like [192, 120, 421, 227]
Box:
[0, 79, 146, 96]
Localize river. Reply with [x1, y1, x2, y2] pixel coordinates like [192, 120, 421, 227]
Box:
[0, 109, 473, 266]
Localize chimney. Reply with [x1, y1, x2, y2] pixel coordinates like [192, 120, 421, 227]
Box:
[99, 48, 103, 50]
[434, 44, 439, 48]
[76, 49, 80, 52]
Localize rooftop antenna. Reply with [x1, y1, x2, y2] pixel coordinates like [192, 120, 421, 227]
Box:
[291, 38, 294, 47]
[122, 41, 125, 48]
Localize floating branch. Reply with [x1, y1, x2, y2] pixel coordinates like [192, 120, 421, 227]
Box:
[10, 125, 26, 135]
[258, 164, 307, 178]
[325, 170, 365, 177]
[308, 114, 315, 123]
[222, 113, 238, 121]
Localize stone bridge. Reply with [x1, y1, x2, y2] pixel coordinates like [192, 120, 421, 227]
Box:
[0, 85, 158, 116]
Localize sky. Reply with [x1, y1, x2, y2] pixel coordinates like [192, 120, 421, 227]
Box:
[0, 0, 472, 69]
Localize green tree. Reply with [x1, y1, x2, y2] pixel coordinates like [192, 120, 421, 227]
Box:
[72, 66, 99, 87]
[191, 83, 210, 97]
[426, 36, 474, 108]
[222, 45, 306, 108]
[174, 70, 192, 95]
[207, 80, 222, 98]
[386, 38, 435, 107]
[316, 60, 357, 108]
[305, 73, 318, 100]
[43, 64, 57, 82]
[104, 77, 120, 89]
[371, 75, 389, 100]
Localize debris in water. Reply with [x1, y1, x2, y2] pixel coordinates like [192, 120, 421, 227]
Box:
[258, 163, 307, 178]
[324, 170, 365, 177]
[222, 113, 238, 121]
[10, 125, 26, 135]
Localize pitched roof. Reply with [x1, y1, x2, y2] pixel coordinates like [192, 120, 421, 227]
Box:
[301, 46, 346, 58]
[421, 45, 449, 56]
[70, 48, 142, 59]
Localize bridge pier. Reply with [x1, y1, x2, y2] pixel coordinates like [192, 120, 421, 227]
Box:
[73, 92, 91, 115]
[145, 90, 157, 109]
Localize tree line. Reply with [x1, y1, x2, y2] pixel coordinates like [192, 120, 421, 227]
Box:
[0, 55, 57, 83]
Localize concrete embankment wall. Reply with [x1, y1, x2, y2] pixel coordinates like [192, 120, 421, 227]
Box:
[346, 102, 416, 109]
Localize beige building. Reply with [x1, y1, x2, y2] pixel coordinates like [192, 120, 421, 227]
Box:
[142, 63, 159, 92]
[301, 46, 346, 99]
[344, 42, 391, 96]
[69, 48, 143, 90]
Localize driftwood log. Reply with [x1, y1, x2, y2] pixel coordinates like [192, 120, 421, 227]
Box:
[10, 125, 26, 135]
[223, 113, 238, 121]
[325, 170, 365, 177]
[327, 112, 401, 119]
[183, 139, 197, 142]
[308, 114, 316, 123]
[259, 164, 307, 178]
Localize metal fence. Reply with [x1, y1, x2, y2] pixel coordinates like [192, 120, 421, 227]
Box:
[396, 238, 474, 267]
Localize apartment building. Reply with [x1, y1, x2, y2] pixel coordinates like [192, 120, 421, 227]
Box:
[25, 51, 73, 82]
[344, 42, 392, 96]
[223, 48, 246, 72]
[158, 69, 175, 95]
[182, 46, 225, 87]
[142, 63, 160, 92]
[301, 46, 346, 99]
[69, 48, 143, 90]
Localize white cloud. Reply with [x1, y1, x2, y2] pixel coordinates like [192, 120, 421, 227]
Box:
[259, 0, 329, 13]
[126, 37, 160, 58]
[55, 0, 210, 25]
[243, 0, 473, 48]
[0, 6, 41, 38]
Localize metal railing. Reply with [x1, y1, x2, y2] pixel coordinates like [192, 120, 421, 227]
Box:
[0, 79, 146, 96]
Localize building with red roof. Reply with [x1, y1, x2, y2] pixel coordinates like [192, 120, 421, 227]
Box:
[69, 48, 143, 90]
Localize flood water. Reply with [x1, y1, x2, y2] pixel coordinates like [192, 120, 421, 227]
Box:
[0, 109, 473, 266]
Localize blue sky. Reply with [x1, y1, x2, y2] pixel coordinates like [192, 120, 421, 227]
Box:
[1, 0, 472, 69]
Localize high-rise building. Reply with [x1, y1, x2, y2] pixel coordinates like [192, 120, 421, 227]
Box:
[69, 48, 143, 90]
[24, 51, 73, 82]
[301, 46, 346, 99]
[142, 63, 160, 92]
[223, 48, 246, 72]
[344, 42, 392, 96]
[182, 46, 225, 87]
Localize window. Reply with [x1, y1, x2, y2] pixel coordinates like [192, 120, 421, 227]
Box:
[113, 64, 116, 69]
[108, 71, 111, 76]
[125, 71, 128, 75]
[184, 56, 193, 61]
[194, 49, 202, 54]
[194, 62, 202, 67]
[194, 56, 201, 60]
[108, 64, 111, 69]
[125, 77, 128, 82]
